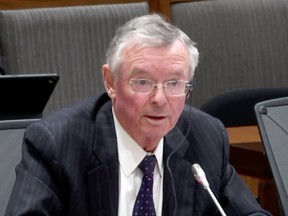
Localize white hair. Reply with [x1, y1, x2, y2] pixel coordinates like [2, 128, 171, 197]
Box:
[105, 13, 199, 79]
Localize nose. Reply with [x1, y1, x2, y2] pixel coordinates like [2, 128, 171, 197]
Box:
[149, 85, 167, 106]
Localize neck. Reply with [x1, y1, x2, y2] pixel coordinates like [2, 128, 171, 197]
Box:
[136, 137, 161, 153]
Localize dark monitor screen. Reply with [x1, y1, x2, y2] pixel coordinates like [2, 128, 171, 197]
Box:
[0, 74, 59, 120]
[255, 97, 288, 215]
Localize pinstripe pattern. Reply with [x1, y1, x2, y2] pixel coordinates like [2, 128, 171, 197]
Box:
[5, 93, 270, 215]
[0, 3, 149, 115]
[172, 0, 288, 108]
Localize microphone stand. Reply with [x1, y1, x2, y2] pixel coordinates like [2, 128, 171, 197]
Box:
[206, 187, 227, 216]
[191, 163, 227, 216]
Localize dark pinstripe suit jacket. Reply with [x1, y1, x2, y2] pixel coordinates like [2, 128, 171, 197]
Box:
[5, 93, 271, 216]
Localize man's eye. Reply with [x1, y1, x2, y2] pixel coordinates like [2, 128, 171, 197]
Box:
[137, 79, 149, 86]
[169, 80, 179, 86]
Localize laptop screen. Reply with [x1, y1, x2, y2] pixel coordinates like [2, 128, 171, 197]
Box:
[255, 97, 288, 215]
[0, 74, 59, 121]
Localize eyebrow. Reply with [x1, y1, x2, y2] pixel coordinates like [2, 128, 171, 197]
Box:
[169, 70, 185, 77]
[130, 68, 149, 76]
[131, 68, 185, 75]
[128, 67, 187, 81]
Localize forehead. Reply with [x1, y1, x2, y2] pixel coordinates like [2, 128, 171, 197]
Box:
[122, 39, 188, 57]
[119, 40, 191, 78]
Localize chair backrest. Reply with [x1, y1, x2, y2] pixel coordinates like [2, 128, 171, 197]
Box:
[200, 88, 288, 127]
[0, 2, 149, 115]
[171, 0, 288, 108]
[0, 119, 38, 216]
[255, 97, 288, 215]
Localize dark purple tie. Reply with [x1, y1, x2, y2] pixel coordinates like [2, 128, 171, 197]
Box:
[132, 155, 157, 216]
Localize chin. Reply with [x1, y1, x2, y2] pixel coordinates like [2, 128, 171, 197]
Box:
[143, 128, 169, 139]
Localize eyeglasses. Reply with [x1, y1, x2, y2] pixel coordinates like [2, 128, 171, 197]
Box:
[127, 78, 194, 96]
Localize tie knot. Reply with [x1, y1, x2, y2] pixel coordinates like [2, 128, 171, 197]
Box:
[138, 155, 157, 177]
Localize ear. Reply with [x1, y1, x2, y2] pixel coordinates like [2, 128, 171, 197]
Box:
[102, 64, 116, 99]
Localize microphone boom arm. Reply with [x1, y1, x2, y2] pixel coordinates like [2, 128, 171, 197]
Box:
[191, 163, 227, 216]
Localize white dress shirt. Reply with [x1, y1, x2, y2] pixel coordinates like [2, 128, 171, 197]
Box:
[112, 109, 164, 216]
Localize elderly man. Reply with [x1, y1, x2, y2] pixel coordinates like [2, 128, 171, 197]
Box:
[5, 14, 271, 216]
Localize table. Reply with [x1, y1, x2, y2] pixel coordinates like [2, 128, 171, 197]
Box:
[226, 126, 280, 215]
[227, 126, 271, 175]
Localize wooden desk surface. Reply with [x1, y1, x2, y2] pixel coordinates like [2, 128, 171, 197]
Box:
[226, 126, 271, 175]
[226, 126, 279, 215]
[227, 126, 261, 144]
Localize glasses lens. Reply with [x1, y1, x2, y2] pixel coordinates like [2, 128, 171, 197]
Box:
[165, 80, 188, 96]
[129, 79, 153, 93]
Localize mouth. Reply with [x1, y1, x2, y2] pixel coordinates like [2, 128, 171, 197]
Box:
[144, 115, 167, 123]
[146, 114, 166, 119]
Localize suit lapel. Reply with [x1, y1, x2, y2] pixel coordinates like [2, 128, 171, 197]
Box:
[87, 101, 119, 216]
[162, 126, 196, 216]
[85, 97, 199, 216]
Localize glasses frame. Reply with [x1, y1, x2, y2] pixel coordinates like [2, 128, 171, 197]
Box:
[126, 77, 195, 97]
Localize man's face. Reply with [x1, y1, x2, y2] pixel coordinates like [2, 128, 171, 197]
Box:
[103, 40, 192, 151]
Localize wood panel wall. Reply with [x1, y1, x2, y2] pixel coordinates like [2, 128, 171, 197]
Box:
[0, 0, 197, 19]
[0, 0, 145, 10]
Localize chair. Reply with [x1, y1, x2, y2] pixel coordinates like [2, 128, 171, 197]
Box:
[200, 88, 288, 127]
[0, 3, 149, 115]
[0, 119, 38, 216]
[0, 74, 58, 215]
[255, 97, 288, 216]
[199, 88, 288, 215]
[171, 0, 288, 108]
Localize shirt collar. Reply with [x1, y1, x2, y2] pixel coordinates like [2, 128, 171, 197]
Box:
[112, 108, 163, 177]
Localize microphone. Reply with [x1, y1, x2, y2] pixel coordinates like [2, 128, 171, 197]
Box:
[191, 163, 227, 216]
